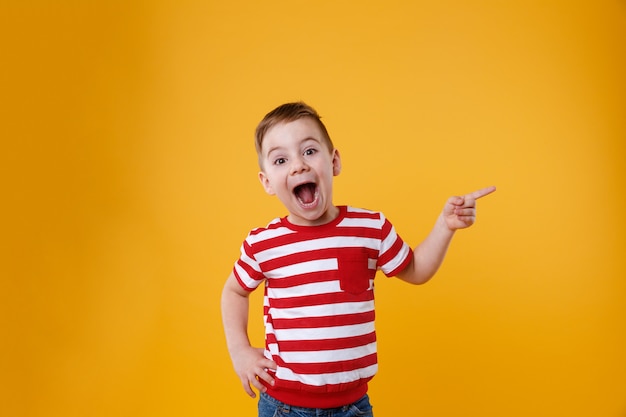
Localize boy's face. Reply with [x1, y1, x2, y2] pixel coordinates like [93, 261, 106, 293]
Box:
[258, 117, 341, 226]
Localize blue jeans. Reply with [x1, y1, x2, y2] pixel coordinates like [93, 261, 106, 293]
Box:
[258, 392, 374, 417]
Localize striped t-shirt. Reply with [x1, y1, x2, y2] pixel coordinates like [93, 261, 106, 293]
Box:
[233, 206, 413, 408]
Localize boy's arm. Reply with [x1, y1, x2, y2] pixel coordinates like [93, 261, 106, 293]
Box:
[221, 272, 276, 398]
[396, 186, 496, 285]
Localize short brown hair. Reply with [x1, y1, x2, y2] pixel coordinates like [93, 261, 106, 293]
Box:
[255, 102, 334, 166]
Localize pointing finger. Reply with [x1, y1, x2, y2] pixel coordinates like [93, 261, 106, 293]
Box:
[468, 186, 496, 200]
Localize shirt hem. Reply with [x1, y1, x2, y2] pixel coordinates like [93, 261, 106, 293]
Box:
[262, 382, 368, 409]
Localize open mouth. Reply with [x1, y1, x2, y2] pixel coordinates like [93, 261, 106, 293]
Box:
[293, 182, 318, 207]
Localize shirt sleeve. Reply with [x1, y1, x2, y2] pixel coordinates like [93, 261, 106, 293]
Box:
[377, 213, 413, 277]
[232, 236, 265, 291]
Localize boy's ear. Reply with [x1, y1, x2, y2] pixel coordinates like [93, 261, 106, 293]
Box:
[332, 149, 342, 176]
[258, 171, 275, 195]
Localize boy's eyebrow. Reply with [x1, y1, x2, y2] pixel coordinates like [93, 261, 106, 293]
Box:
[264, 145, 284, 157]
[264, 137, 321, 157]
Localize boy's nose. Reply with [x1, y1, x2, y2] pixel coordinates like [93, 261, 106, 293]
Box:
[290, 156, 309, 174]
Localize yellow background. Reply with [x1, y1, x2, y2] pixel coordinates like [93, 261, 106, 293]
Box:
[2, 1, 625, 416]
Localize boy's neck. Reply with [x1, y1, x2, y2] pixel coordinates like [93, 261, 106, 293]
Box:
[286, 205, 341, 227]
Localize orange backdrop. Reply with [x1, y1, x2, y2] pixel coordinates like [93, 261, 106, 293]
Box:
[2, 1, 625, 416]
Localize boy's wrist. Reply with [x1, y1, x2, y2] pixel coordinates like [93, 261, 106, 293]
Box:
[437, 212, 457, 235]
[228, 339, 254, 353]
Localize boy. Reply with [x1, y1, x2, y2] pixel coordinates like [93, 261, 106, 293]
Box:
[221, 102, 495, 416]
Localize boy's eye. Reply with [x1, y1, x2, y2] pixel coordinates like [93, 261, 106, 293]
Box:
[304, 148, 317, 156]
[274, 158, 286, 165]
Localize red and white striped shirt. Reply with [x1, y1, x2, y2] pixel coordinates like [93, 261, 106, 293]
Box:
[233, 206, 412, 408]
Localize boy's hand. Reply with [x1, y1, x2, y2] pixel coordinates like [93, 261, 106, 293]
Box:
[231, 345, 277, 398]
[443, 186, 496, 231]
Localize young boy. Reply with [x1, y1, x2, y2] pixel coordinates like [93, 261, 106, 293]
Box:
[221, 102, 495, 416]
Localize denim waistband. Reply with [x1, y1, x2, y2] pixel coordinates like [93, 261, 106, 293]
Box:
[259, 391, 372, 416]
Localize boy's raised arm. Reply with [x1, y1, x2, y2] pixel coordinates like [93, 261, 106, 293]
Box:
[396, 186, 496, 285]
[221, 273, 276, 398]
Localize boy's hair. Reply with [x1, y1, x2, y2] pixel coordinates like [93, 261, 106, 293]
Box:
[255, 102, 334, 166]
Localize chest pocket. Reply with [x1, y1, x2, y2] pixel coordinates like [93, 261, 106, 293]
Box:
[337, 247, 376, 294]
